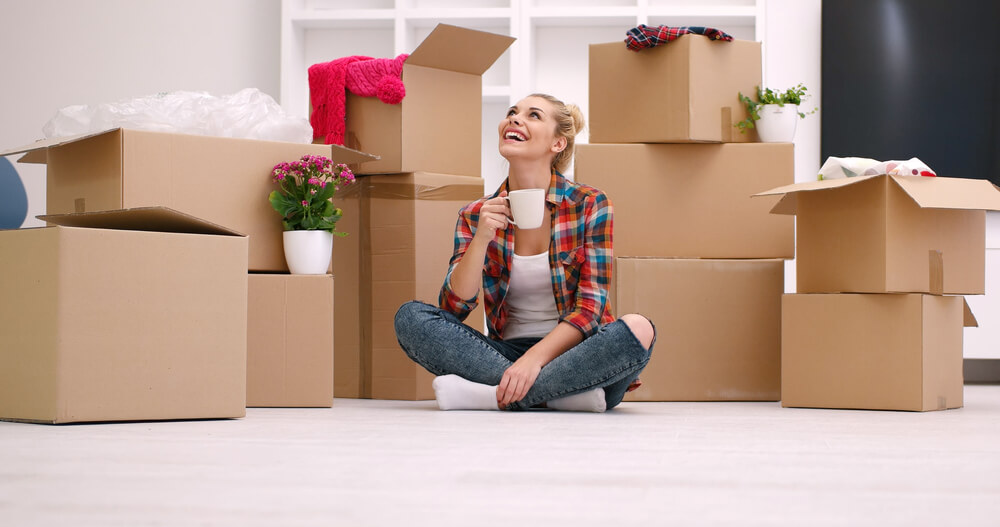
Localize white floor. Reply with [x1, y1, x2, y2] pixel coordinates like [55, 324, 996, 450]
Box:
[3, 386, 1000, 526]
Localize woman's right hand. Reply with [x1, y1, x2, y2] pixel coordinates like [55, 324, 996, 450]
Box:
[473, 191, 511, 241]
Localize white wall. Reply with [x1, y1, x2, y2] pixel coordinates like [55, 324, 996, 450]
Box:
[0, 0, 281, 227]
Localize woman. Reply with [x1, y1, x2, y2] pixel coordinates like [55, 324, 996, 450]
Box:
[394, 93, 655, 412]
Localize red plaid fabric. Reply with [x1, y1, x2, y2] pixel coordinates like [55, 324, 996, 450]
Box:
[625, 24, 734, 51]
[439, 172, 615, 339]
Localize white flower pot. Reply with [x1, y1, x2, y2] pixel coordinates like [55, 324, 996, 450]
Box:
[755, 104, 798, 143]
[283, 230, 333, 275]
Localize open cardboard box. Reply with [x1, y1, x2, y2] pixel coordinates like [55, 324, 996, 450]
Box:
[575, 143, 794, 259]
[782, 293, 978, 412]
[589, 34, 761, 143]
[616, 258, 784, 402]
[331, 24, 514, 176]
[0, 128, 376, 272]
[331, 172, 486, 400]
[0, 207, 248, 424]
[247, 274, 334, 408]
[756, 174, 1000, 294]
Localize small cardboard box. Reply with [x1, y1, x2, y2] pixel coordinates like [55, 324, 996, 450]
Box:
[616, 258, 784, 402]
[335, 24, 515, 176]
[782, 293, 978, 412]
[575, 143, 794, 259]
[247, 274, 333, 408]
[756, 174, 1000, 294]
[332, 172, 486, 400]
[0, 128, 376, 272]
[0, 207, 248, 424]
[589, 35, 762, 143]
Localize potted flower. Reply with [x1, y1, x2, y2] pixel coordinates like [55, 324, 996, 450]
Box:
[736, 84, 818, 142]
[269, 154, 355, 274]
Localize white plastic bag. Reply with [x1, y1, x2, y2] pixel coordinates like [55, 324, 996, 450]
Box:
[42, 88, 313, 143]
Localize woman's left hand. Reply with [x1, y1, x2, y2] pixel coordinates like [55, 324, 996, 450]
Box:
[496, 355, 544, 408]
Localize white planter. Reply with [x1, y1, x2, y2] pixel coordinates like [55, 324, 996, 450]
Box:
[755, 104, 799, 143]
[282, 230, 333, 275]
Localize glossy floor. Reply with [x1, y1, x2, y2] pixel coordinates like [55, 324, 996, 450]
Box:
[3, 386, 999, 526]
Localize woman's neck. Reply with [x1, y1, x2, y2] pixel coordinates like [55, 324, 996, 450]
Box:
[506, 160, 552, 191]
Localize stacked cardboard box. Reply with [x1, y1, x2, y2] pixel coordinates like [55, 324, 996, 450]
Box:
[0, 129, 373, 419]
[757, 174, 1000, 411]
[326, 24, 515, 400]
[577, 34, 794, 402]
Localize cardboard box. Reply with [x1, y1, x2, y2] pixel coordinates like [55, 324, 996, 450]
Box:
[589, 35, 761, 143]
[756, 174, 1000, 294]
[0, 128, 376, 272]
[332, 172, 486, 400]
[615, 258, 783, 401]
[247, 274, 333, 408]
[0, 207, 248, 424]
[575, 143, 794, 259]
[782, 293, 978, 411]
[336, 24, 514, 176]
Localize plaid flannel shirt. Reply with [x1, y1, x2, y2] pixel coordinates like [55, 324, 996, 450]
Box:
[439, 172, 615, 340]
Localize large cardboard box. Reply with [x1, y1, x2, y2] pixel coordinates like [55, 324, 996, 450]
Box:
[782, 293, 978, 412]
[247, 274, 333, 408]
[589, 35, 761, 143]
[575, 143, 794, 258]
[0, 208, 248, 424]
[0, 128, 375, 272]
[335, 24, 514, 176]
[757, 174, 1000, 294]
[332, 172, 486, 400]
[616, 258, 783, 402]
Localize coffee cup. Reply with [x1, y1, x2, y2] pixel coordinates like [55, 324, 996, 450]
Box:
[504, 188, 546, 229]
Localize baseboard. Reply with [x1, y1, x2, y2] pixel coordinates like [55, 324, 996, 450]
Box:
[964, 359, 1000, 384]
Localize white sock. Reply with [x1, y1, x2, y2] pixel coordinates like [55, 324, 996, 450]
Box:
[432, 375, 499, 411]
[547, 388, 607, 413]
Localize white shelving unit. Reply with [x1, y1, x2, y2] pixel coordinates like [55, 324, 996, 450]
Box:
[280, 0, 761, 191]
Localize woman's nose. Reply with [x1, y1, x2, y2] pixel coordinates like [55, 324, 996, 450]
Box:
[509, 115, 521, 125]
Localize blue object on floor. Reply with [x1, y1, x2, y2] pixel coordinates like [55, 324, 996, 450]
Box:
[0, 157, 29, 229]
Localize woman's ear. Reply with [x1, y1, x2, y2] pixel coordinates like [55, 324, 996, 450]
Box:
[551, 136, 568, 154]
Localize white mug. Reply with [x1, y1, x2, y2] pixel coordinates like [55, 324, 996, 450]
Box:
[504, 188, 546, 229]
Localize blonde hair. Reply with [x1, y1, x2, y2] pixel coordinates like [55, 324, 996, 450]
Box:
[528, 93, 585, 174]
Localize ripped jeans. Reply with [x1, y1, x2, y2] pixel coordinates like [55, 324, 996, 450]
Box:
[393, 301, 655, 410]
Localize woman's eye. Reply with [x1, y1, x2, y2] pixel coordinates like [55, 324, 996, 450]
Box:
[530, 111, 540, 119]
[506, 109, 516, 116]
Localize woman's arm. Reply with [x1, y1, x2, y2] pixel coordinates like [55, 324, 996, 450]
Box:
[496, 322, 583, 407]
[439, 192, 512, 314]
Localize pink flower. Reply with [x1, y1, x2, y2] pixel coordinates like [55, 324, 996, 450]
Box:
[310, 189, 317, 195]
[301, 200, 308, 206]
[308, 177, 321, 185]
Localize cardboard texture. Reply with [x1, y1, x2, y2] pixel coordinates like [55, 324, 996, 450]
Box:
[334, 24, 514, 176]
[0, 128, 376, 272]
[781, 293, 977, 412]
[589, 35, 761, 143]
[247, 274, 334, 408]
[332, 172, 486, 400]
[575, 143, 794, 258]
[0, 207, 248, 424]
[757, 174, 1000, 294]
[616, 258, 784, 401]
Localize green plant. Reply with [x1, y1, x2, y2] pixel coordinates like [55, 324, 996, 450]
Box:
[736, 84, 818, 133]
[269, 155, 355, 234]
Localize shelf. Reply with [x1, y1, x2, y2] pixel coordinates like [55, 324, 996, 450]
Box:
[289, 8, 395, 29]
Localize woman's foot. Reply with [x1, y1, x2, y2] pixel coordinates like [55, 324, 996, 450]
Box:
[432, 375, 500, 411]
[546, 388, 607, 412]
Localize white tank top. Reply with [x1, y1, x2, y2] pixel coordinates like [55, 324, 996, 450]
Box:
[504, 251, 559, 340]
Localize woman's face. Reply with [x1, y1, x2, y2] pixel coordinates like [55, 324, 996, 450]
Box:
[498, 96, 565, 165]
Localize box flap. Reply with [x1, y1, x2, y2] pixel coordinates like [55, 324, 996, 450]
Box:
[753, 174, 882, 214]
[891, 175, 1000, 211]
[38, 206, 244, 236]
[0, 129, 122, 164]
[963, 298, 979, 327]
[405, 24, 515, 75]
[330, 143, 379, 165]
